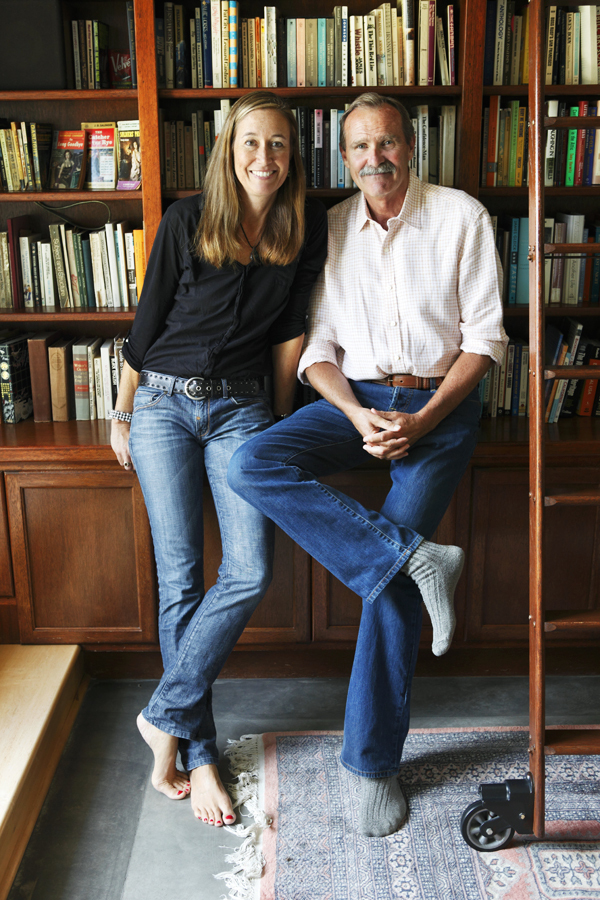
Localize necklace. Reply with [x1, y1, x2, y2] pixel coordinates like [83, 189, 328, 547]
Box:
[240, 222, 262, 264]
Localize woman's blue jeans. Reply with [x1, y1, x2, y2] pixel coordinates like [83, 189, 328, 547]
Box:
[229, 381, 481, 777]
[129, 380, 275, 772]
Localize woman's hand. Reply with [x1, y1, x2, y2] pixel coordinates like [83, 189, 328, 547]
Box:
[111, 420, 135, 471]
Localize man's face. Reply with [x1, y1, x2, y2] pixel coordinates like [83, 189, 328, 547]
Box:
[341, 106, 415, 207]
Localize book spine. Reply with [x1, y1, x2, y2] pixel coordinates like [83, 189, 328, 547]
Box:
[318, 17, 327, 87]
[195, 8, 204, 87]
[125, 233, 138, 306]
[73, 346, 90, 421]
[175, 4, 186, 87]
[286, 18, 296, 87]
[165, 3, 175, 88]
[427, 0, 435, 86]
[296, 18, 305, 87]
[191, 19, 198, 88]
[277, 16, 287, 87]
[201, 0, 213, 87]
[341, 7, 348, 86]
[221, 0, 230, 87]
[447, 5, 455, 84]
[494, 0, 507, 86]
[72, 20, 82, 90]
[126, 1, 137, 88]
[48, 225, 69, 307]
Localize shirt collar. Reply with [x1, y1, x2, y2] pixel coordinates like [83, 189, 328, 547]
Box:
[354, 169, 423, 234]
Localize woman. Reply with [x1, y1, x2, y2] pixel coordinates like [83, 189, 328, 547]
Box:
[129, 139, 141, 182]
[110, 92, 327, 828]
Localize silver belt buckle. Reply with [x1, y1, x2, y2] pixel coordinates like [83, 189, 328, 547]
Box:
[184, 376, 208, 400]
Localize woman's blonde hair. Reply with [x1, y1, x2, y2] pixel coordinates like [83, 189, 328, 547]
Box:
[193, 92, 306, 267]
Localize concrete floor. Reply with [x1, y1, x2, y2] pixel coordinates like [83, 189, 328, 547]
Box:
[8, 675, 600, 900]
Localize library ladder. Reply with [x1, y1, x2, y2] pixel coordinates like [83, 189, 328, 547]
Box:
[461, 0, 600, 852]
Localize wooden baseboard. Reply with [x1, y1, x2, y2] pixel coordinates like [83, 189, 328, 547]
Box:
[82, 645, 600, 680]
[0, 646, 88, 900]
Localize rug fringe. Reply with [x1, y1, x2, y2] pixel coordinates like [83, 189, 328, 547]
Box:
[214, 734, 272, 900]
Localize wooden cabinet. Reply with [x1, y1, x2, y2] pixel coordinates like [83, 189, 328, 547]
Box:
[0, 0, 598, 664]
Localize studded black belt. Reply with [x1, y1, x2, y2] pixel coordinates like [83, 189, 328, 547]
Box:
[139, 369, 268, 400]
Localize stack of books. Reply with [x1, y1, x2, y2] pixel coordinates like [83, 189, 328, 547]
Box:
[156, 0, 455, 89]
[479, 319, 600, 422]
[0, 216, 146, 311]
[70, 1, 137, 88]
[0, 330, 131, 425]
[0, 120, 141, 193]
[160, 102, 456, 190]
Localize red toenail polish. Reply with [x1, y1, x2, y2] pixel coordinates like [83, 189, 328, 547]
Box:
[226, 816, 234, 820]
[177, 790, 183, 795]
[203, 818, 208, 822]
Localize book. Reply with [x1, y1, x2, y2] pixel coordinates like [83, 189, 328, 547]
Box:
[7, 215, 33, 310]
[30, 123, 52, 191]
[72, 337, 95, 420]
[27, 331, 59, 422]
[133, 230, 146, 297]
[0, 333, 33, 424]
[124, 232, 138, 306]
[81, 122, 117, 190]
[49, 337, 75, 421]
[48, 131, 87, 190]
[117, 120, 141, 190]
[549, 319, 584, 422]
[100, 337, 117, 418]
[109, 50, 133, 89]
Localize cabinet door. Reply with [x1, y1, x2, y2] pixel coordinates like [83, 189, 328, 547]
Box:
[465, 466, 600, 642]
[203, 491, 311, 644]
[6, 470, 157, 644]
[310, 470, 458, 643]
[0, 474, 19, 643]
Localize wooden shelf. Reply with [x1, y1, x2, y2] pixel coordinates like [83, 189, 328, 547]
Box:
[477, 415, 600, 447]
[503, 305, 600, 316]
[484, 84, 600, 97]
[163, 188, 357, 199]
[0, 90, 138, 101]
[0, 308, 135, 323]
[159, 85, 462, 101]
[480, 186, 600, 196]
[545, 610, 600, 632]
[0, 191, 142, 202]
[0, 419, 113, 458]
[545, 728, 600, 755]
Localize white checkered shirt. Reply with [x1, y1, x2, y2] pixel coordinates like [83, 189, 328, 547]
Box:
[299, 171, 508, 384]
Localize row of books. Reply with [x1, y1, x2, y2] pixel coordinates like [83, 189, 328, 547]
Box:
[545, 101, 600, 188]
[0, 120, 141, 194]
[480, 321, 600, 421]
[70, 2, 137, 89]
[494, 215, 600, 307]
[0, 330, 128, 426]
[156, 0, 456, 90]
[483, 0, 530, 86]
[159, 101, 456, 190]
[482, 98, 529, 188]
[484, 2, 600, 87]
[0, 216, 146, 311]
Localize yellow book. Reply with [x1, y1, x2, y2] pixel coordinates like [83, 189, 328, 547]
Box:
[521, 5, 529, 84]
[515, 106, 527, 186]
[133, 230, 146, 297]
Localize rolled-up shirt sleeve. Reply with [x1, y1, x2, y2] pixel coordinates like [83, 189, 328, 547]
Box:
[268, 199, 328, 346]
[297, 267, 341, 383]
[458, 209, 508, 366]
[122, 208, 186, 372]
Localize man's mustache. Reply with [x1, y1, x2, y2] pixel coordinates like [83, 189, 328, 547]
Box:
[358, 162, 397, 177]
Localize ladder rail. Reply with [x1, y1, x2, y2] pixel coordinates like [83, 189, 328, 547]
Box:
[528, 0, 546, 840]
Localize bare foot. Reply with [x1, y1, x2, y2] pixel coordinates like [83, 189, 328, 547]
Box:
[136, 712, 191, 800]
[191, 764, 236, 827]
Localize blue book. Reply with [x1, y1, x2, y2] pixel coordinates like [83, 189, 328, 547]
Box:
[590, 225, 600, 306]
[155, 18, 166, 88]
[201, 0, 212, 88]
[287, 18, 297, 87]
[229, 1, 238, 87]
[507, 217, 520, 305]
[577, 227, 589, 304]
[317, 18, 327, 86]
[341, 10, 349, 85]
[483, 1, 496, 85]
[81, 237, 96, 309]
[515, 217, 529, 304]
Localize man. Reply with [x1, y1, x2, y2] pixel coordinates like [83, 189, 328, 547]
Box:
[228, 93, 508, 838]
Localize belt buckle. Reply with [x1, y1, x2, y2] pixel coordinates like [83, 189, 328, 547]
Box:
[184, 376, 208, 400]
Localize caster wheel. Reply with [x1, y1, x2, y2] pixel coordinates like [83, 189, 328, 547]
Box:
[460, 800, 515, 852]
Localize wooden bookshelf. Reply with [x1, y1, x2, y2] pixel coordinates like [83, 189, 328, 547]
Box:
[0, 0, 598, 676]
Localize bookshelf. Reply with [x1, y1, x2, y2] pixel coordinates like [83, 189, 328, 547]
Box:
[0, 0, 599, 675]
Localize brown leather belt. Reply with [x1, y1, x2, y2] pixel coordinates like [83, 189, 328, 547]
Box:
[371, 374, 445, 390]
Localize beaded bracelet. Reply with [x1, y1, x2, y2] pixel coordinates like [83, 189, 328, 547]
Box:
[109, 410, 133, 423]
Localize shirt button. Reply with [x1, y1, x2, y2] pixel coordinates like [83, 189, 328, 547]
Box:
[390, 321, 398, 327]
[389, 284, 394, 291]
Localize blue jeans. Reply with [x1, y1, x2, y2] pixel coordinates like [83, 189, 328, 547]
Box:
[229, 381, 481, 777]
[129, 379, 275, 771]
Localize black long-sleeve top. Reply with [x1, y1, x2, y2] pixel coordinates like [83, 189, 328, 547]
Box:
[122, 194, 328, 378]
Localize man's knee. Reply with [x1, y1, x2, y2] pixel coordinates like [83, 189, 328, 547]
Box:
[227, 433, 267, 499]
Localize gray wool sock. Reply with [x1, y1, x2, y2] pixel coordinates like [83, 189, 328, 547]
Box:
[402, 541, 465, 656]
[359, 775, 407, 838]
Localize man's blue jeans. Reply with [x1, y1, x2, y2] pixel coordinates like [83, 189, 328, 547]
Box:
[229, 380, 481, 777]
[129, 381, 275, 772]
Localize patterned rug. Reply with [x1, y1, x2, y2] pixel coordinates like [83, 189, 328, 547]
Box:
[217, 727, 600, 900]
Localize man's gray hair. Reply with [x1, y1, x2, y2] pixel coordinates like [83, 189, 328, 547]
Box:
[339, 93, 415, 150]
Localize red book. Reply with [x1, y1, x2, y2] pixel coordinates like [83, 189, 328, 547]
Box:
[6, 215, 32, 310]
[582, 234, 596, 306]
[578, 352, 600, 416]
[573, 100, 589, 186]
[427, 0, 436, 86]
